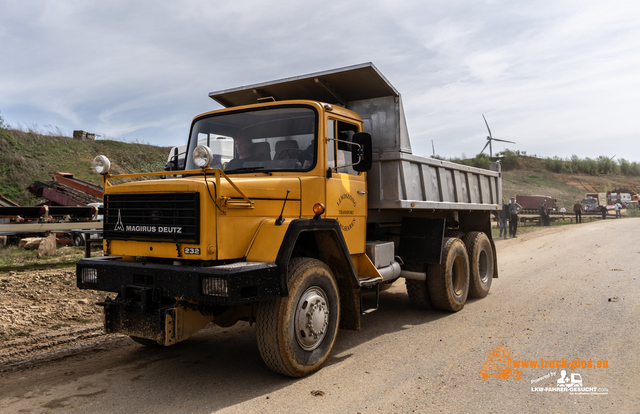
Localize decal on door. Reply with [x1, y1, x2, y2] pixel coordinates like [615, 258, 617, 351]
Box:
[337, 193, 356, 231]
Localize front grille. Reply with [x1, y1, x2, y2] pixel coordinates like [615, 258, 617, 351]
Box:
[104, 193, 200, 243]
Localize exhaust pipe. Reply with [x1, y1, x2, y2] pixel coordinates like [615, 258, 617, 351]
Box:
[400, 270, 426, 281]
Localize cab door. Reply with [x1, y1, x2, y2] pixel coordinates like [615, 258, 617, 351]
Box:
[325, 118, 367, 255]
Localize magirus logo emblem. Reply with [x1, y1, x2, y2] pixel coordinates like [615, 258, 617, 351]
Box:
[112, 209, 183, 234]
[114, 210, 125, 231]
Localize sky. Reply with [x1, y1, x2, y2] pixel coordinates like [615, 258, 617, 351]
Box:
[2, 0, 639, 161]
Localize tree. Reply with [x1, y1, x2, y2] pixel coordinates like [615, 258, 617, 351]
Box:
[580, 158, 598, 175]
[497, 149, 518, 170]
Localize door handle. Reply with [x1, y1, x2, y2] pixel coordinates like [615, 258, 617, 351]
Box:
[357, 191, 368, 194]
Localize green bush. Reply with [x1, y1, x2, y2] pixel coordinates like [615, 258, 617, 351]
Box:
[597, 156, 619, 175]
[618, 158, 640, 176]
[448, 153, 492, 170]
[579, 158, 599, 175]
[497, 149, 518, 170]
[627, 203, 640, 217]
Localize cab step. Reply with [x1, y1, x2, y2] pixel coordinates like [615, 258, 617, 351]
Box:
[358, 276, 383, 314]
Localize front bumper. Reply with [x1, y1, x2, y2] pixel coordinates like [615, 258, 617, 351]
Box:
[77, 256, 280, 306]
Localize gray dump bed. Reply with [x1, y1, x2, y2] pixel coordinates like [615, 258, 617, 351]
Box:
[368, 152, 500, 211]
[209, 62, 501, 212]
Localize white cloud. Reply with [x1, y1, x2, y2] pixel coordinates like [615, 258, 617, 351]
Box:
[1, 0, 640, 161]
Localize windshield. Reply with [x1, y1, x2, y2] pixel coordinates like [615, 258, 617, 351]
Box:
[185, 105, 317, 173]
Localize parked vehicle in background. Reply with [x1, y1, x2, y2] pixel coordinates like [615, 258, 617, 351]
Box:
[607, 191, 631, 207]
[585, 192, 606, 207]
[70, 202, 103, 246]
[164, 136, 234, 172]
[516, 195, 556, 212]
[582, 197, 599, 212]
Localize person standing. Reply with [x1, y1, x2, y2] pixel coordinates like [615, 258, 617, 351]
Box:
[538, 202, 546, 226]
[573, 200, 582, 223]
[600, 204, 607, 220]
[499, 198, 509, 239]
[560, 206, 566, 218]
[543, 203, 551, 226]
[508, 197, 522, 238]
[614, 202, 622, 218]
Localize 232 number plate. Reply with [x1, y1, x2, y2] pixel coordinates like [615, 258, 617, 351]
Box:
[184, 247, 201, 255]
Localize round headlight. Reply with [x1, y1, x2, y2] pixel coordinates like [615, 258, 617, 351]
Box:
[93, 155, 111, 175]
[193, 145, 213, 169]
[313, 203, 325, 216]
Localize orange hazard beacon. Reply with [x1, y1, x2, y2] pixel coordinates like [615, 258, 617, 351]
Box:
[77, 63, 502, 377]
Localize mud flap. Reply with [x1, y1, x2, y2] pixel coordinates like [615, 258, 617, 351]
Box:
[399, 217, 446, 264]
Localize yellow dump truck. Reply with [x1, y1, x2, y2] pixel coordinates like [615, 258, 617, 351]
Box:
[77, 63, 501, 377]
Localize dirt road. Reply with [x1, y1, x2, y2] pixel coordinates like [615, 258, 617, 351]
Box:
[1, 218, 638, 413]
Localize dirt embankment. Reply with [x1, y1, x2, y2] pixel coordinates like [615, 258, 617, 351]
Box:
[554, 173, 640, 193]
[0, 268, 108, 366]
[502, 160, 640, 208]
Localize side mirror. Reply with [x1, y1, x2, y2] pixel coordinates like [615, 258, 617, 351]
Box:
[352, 132, 372, 172]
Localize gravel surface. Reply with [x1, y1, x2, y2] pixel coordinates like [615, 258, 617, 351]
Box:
[0, 218, 638, 413]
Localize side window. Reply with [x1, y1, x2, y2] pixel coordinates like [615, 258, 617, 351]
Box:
[336, 121, 358, 175]
[327, 119, 359, 175]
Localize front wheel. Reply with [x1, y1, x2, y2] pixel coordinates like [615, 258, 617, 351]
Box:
[427, 238, 470, 312]
[256, 257, 340, 377]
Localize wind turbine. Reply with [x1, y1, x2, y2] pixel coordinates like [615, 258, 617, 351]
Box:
[481, 114, 516, 157]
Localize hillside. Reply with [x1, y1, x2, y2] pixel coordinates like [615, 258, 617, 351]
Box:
[501, 156, 640, 210]
[0, 128, 170, 206]
[1, 126, 639, 209]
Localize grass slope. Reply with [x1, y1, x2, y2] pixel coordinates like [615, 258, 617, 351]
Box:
[501, 156, 640, 210]
[0, 128, 170, 206]
[1, 127, 639, 210]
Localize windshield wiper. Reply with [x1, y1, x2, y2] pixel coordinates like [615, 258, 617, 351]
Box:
[224, 166, 271, 174]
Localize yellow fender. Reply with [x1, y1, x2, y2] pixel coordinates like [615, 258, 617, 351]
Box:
[245, 219, 292, 263]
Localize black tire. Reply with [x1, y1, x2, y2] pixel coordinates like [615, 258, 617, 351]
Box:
[73, 233, 85, 247]
[129, 336, 162, 347]
[404, 262, 433, 309]
[427, 238, 470, 312]
[256, 257, 340, 377]
[463, 232, 494, 298]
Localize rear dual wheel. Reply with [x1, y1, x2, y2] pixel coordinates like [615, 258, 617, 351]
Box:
[463, 232, 494, 298]
[405, 262, 433, 309]
[256, 257, 340, 377]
